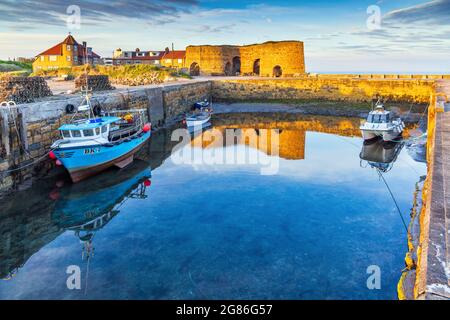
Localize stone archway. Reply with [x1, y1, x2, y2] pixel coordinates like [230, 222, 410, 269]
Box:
[253, 59, 260, 76]
[224, 62, 232, 76]
[273, 65, 282, 78]
[190, 62, 200, 76]
[232, 56, 241, 75]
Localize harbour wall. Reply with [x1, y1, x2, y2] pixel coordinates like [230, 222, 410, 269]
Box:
[212, 78, 435, 104]
[408, 81, 450, 300]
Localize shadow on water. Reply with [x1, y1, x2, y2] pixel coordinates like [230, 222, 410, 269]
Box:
[0, 112, 428, 299]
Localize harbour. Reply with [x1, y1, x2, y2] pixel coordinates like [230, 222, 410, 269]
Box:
[0, 78, 445, 299]
[0, 112, 426, 299]
[1, 0, 450, 310]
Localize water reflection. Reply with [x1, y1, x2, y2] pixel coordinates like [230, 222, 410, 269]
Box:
[360, 140, 404, 173]
[0, 112, 426, 299]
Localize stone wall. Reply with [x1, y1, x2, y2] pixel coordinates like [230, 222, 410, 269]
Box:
[240, 41, 305, 77]
[163, 81, 211, 119]
[0, 81, 211, 195]
[185, 41, 305, 77]
[212, 78, 435, 104]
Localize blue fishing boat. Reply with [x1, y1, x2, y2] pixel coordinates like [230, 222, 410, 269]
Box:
[51, 108, 151, 183]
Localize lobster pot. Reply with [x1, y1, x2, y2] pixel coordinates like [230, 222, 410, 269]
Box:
[75, 75, 115, 92]
[0, 76, 52, 104]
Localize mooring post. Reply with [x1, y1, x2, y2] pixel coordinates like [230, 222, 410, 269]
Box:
[0, 108, 11, 156]
[18, 108, 29, 152]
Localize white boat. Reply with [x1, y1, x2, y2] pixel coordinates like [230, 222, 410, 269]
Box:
[360, 102, 405, 142]
[186, 111, 211, 128]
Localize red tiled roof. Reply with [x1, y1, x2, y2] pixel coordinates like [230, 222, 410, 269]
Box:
[62, 35, 77, 45]
[162, 51, 186, 60]
[37, 42, 63, 56]
[36, 34, 100, 59]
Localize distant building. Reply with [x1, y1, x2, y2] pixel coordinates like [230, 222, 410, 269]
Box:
[161, 50, 186, 69]
[102, 57, 113, 66]
[185, 41, 305, 77]
[112, 48, 164, 66]
[32, 34, 100, 73]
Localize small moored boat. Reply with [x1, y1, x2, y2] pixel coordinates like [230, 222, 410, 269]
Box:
[186, 111, 211, 128]
[185, 99, 213, 129]
[51, 109, 151, 183]
[360, 102, 405, 142]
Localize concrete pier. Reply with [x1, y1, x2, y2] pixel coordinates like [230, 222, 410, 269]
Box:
[415, 80, 450, 300]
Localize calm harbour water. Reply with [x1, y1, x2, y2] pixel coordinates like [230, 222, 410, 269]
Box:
[0, 113, 426, 300]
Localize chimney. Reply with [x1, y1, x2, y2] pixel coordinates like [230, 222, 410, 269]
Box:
[83, 41, 87, 64]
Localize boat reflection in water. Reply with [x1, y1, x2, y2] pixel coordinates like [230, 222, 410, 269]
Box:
[359, 139, 404, 173]
[52, 160, 151, 260]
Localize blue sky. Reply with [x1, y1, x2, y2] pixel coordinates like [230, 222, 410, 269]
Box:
[0, 0, 449, 72]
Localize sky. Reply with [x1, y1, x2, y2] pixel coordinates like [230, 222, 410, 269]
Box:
[0, 0, 449, 73]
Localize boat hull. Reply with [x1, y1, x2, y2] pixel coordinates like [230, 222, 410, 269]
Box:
[361, 129, 402, 142]
[54, 131, 151, 183]
[186, 117, 211, 128]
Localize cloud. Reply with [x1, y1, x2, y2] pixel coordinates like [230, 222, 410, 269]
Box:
[383, 0, 450, 25]
[188, 24, 236, 34]
[0, 0, 199, 28]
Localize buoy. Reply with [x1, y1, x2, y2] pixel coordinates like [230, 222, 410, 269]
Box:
[143, 123, 151, 133]
[55, 159, 62, 166]
[144, 179, 151, 187]
[49, 151, 56, 160]
[49, 190, 60, 201]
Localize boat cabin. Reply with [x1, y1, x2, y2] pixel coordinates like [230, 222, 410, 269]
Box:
[366, 111, 391, 124]
[58, 115, 143, 143]
[59, 117, 120, 141]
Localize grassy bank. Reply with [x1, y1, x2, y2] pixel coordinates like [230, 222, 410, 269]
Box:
[32, 64, 191, 85]
[0, 60, 32, 76]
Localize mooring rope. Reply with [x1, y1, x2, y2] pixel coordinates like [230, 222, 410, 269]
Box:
[377, 169, 409, 233]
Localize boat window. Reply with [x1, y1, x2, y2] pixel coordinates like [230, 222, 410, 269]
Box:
[367, 114, 374, 122]
[101, 125, 108, 134]
[61, 130, 71, 138]
[71, 130, 82, 138]
[373, 114, 383, 123]
[83, 129, 94, 137]
[95, 127, 100, 135]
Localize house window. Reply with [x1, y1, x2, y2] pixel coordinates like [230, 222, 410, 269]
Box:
[178, 59, 183, 64]
[74, 45, 77, 51]
[67, 56, 71, 61]
[67, 45, 71, 51]
[74, 56, 78, 62]
[166, 59, 172, 64]
[49, 55, 57, 62]
[40, 56, 45, 61]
